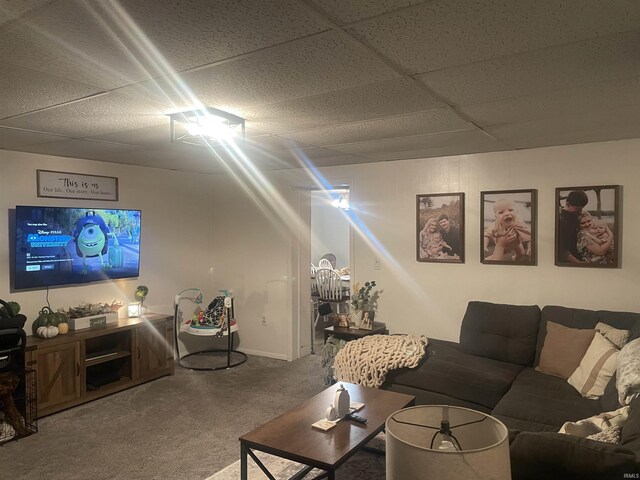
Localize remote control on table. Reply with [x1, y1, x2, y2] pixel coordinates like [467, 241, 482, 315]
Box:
[346, 413, 367, 424]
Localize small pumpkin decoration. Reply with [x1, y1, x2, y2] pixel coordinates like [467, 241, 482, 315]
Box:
[53, 310, 69, 333]
[36, 325, 59, 338]
[57, 322, 69, 334]
[32, 306, 61, 336]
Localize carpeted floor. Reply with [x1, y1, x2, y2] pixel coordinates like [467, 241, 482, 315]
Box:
[0, 352, 329, 480]
[208, 435, 386, 480]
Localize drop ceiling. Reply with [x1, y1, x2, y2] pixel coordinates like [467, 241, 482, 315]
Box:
[1, 0, 640, 173]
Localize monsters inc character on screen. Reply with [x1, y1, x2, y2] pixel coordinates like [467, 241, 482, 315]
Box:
[73, 210, 115, 273]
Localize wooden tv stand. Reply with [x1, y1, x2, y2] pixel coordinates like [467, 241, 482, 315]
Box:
[25, 313, 174, 418]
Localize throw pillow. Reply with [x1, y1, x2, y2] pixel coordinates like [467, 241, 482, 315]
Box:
[536, 321, 595, 378]
[595, 322, 630, 349]
[587, 425, 623, 444]
[616, 337, 640, 406]
[568, 332, 619, 399]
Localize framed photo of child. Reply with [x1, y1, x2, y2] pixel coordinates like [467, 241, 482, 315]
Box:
[555, 185, 620, 268]
[481, 189, 537, 265]
[416, 193, 464, 263]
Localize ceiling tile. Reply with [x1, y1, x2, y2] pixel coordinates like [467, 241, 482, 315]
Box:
[296, 147, 352, 160]
[211, 145, 302, 171]
[417, 30, 640, 106]
[0, 0, 51, 29]
[0, 63, 103, 119]
[0, 1, 152, 89]
[327, 129, 507, 157]
[0, 92, 168, 137]
[116, 0, 329, 72]
[13, 139, 142, 159]
[486, 105, 640, 149]
[0, 127, 69, 148]
[306, 0, 426, 26]
[347, 0, 640, 74]
[118, 30, 398, 112]
[0, 0, 329, 90]
[459, 77, 640, 127]
[101, 147, 228, 174]
[370, 142, 510, 161]
[243, 78, 444, 134]
[311, 154, 375, 167]
[282, 108, 472, 146]
[2, 1, 640, 171]
[245, 135, 312, 153]
[87, 123, 267, 150]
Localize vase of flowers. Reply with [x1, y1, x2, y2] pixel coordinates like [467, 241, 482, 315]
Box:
[350, 281, 381, 330]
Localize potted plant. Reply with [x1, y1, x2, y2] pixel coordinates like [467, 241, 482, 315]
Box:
[350, 281, 382, 330]
[135, 285, 149, 312]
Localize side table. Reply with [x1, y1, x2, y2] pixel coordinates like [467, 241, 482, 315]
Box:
[323, 322, 388, 343]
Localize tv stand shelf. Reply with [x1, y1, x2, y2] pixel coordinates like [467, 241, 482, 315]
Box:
[25, 313, 173, 418]
[85, 350, 130, 366]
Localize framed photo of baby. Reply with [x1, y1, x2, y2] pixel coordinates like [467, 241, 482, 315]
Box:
[416, 193, 465, 263]
[481, 189, 537, 265]
[555, 185, 620, 268]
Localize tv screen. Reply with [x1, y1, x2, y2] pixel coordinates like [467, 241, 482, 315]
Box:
[14, 206, 141, 290]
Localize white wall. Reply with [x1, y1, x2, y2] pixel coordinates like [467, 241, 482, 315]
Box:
[4, 138, 639, 362]
[0, 151, 216, 355]
[208, 138, 640, 359]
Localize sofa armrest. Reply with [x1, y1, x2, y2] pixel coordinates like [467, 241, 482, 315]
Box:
[510, 431, 639, 480]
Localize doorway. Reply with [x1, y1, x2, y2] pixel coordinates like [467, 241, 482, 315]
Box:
[310, 187, 350, 352]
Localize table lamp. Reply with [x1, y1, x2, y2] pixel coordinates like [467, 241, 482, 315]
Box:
[127, 303, 141, 318]
[386, 405, 511, 480]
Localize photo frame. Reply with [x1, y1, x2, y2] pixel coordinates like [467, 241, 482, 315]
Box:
[555, 185, 620, 268]
[481, 189, 537, 265]
[416, 193, 465, 263]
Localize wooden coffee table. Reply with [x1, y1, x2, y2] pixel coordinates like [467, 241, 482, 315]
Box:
[239, 382, 415, 480]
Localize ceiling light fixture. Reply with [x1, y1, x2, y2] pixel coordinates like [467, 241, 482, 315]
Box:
[168, 107, 245, 146]
[331, 195, 349, 210]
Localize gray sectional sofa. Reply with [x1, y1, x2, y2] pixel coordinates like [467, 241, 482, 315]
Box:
[383, 301, 640, 479]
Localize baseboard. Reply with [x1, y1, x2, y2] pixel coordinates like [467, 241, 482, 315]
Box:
[238, 348, 288, 361]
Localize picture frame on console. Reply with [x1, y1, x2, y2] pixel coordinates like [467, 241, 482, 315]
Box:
[416, 193, 464, 263]
[555, 185, 620, 268]
[481, 189, 537, 265]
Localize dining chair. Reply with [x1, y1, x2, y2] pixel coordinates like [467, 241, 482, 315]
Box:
[320, 253, 337, 268]
[310, 263, 320, 317]
[314, 268, 349, 328]
[318, 258, 333, 269]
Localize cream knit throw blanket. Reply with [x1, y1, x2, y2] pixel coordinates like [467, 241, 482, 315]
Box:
[333, 334, 428, 388]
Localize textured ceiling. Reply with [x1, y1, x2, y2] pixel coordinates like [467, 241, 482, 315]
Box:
[1, 0, 640, 173]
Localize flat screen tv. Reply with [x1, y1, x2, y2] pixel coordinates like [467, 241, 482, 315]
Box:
[14, 206, 141, 290]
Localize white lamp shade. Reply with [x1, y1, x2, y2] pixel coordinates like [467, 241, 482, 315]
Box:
[386, 405, 511, 480]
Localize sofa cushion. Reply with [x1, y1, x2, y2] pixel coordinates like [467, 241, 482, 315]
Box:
[386, 338, 525, 410]
[509, 431, 638, 480]
[382, 383, 492, 414]
[493, 368, 603, 432]
[601, 372, 623, 412]
[535, 306, 640, 367]
[459, 301, 541, 366]
[536, 321, 595, 378]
